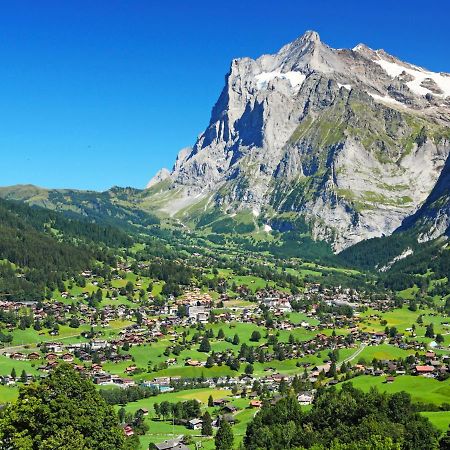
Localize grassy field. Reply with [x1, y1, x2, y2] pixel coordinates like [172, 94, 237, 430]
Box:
[344, 375, 450, 405]
[204, 322, 267, 344]
[288, 312, 320, 326]
[205, 269, 277, 293]
[0, 384, 19, 403]
[0, 355, 40, 377]
[355, 344, 416, 362]
[0, 385, 19, 404]
[421, 411, 450, 432]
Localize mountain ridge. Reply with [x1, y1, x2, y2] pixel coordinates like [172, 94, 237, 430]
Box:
[146, 30, 450, 252]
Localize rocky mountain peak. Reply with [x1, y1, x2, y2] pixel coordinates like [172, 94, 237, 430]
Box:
[278, 30, 322, 57]
[146, 31, 450, 252]
[300, 30, 321, 43]
[146, 168, 171, 188]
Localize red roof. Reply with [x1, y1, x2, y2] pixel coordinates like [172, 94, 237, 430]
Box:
[123, 426, 134, 436]
[415, 365, 435, 373]
[250, 400, 262, 407]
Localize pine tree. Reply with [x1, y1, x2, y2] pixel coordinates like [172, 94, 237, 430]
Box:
[199, 335, 211, 353]
[245, 364, 254, 375]
[206, 354, 215, 368]
[425, 323, 435, 338]
[202, 411, 213, 436]
[215, 419, 234, 450]
[208, 395, 214, 407]
[250, 331, 261, 342]
[118, 407, 126, 423]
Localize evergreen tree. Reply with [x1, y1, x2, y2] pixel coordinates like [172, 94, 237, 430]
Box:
[153, 403, 160, 419]
[199, 335, 211, 353]
[215, 419, 234, 450]
[201, 411, 213, 436]
[118, 407, 126, 423]
[439, 426, 450, 450]
[245, 364, 254, 375]
[206, 354, 215, 368]
[250, 331, 261, 342]
[69, 316, 80, 328]
[425, 323, 435, 338]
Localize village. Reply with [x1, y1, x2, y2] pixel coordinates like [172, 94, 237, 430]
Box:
[1, 278, 448, 387]
[1, 262, 450, 449]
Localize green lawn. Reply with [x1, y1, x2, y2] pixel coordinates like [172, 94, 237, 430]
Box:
[204, 322, 267, 345]
[0, 384, 19, 403]
[356, 344, 416, 362]
[344, 375, 450, 405]
[359, 306, 450, 345]
[205, 270, 277, 293]
[0, 355, 41, 377]
[288, 312, 320, 326]
[421, 411, 450, 433]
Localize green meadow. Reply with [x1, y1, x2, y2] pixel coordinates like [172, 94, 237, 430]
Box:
[344, 375, 450, 405]
[421, 411, 450, 432]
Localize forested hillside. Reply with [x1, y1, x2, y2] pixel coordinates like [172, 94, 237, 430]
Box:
[340, 230, 450, 295]
[0, 199, 132, 301]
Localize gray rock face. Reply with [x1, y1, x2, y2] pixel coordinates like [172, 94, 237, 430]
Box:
[147, 31, 450, 251]
[400, 148, 450, 241]
[146, 168, 171, 188]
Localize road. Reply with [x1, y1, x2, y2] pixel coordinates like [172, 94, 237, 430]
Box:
[337, 343, 367, 368]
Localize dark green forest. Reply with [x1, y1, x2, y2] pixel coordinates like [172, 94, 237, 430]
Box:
[0, 199, 132, 301]
[244, 384, 442, 449]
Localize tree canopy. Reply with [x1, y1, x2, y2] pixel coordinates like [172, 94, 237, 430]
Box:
[0, 364, 127, 450]
[244, 383, 440, 450]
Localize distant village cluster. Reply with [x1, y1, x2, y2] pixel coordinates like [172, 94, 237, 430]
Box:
[1, 278, 448, 390]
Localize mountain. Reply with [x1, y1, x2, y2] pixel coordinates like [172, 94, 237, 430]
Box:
[147, 30, 450, 252]
[0, 184, 160, 231]
[400, 154, 450, 241]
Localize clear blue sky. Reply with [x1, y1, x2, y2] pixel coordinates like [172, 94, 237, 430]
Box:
[1, 0, 449, 191]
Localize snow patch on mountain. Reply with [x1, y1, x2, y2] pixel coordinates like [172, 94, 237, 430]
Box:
[369, 93, 405, 107]
[374, 56, 450, 98]
[255, 71, 306, 92]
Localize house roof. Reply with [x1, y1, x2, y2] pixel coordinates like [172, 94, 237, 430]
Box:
[416, 365, 435, 372]
[154, 438, 189, 450]
[188, 418, 202, 425]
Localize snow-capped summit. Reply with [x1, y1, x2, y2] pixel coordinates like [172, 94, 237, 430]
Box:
[146, 31, 450, 251]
